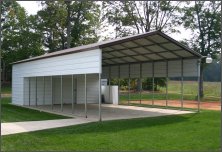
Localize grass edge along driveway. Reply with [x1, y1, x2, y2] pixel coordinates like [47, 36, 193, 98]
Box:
[2, 110, 220, 151]
[2, 97, 69, 122]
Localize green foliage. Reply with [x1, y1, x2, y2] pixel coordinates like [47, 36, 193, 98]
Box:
[2, 1, 44, 75]
[37, 1, 100, 52]
[101, 1, 182, 38]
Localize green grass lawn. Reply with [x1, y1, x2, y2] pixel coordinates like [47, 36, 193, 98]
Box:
[2, 85, 12, 94]
[2, 97, 69, 122]
[2, 110, 220, 151]
[120, 81, 220, 102]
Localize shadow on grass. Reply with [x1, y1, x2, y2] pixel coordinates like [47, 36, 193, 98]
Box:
[32, 112, 198, 136]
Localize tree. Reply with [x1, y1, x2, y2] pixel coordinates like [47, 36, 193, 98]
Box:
[1, 1, 44, 82]
[102, 1, 182, 38]
[181, 1, 221, 97]
[37, 1, 100, 52]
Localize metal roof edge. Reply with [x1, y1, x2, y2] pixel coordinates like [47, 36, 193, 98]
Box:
[157, 31, 202, 58]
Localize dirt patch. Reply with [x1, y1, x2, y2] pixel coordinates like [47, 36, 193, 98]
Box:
[130, 100, 221, 111]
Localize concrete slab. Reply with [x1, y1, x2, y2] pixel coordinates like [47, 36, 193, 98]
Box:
[2, 104, 193, 136]
[2, 118, 94, 136]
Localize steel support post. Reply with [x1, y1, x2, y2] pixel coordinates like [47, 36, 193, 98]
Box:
[140, 63, 142, 104]
[98, 73, 102, 121]
[108, 66, 111, 103]
[181, 59, 184, 109]
[35, 77, 37, 106]
[118, 65, 120, 104]
[197, 60, 201, 112]
[43, 76, 45, 105]
[84, 74, 87, 118]
[128, 64, 131, 105]
[72, 75, 74, 114]
[29, 77, 31, 106]
[166, 61, 168, 107]
[152, 62, 154, 106]
[51, 76, 53, 110]
[61, 75, 63, 111]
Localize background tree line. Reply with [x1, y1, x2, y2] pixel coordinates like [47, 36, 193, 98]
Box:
[1, 1, 221, 96]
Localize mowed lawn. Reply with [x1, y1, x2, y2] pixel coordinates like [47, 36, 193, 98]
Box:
[2, 110, 220, 151]
[120, 81, 221, 102]
[2, 97, 69, 122]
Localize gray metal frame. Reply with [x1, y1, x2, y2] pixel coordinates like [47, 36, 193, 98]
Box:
[181, 59, 184, 109]
[197, 60, 201, 112]
[98, 73, 102, 121]
[35, 77, 37, 106]
[61, 75, 63, 111]
[29, 77, 31, 106]
[72, 75, 74, 114]
[152, 62, 154, 106]
[128, 64, 131, 105]
[43, 76, 45, 105]
[84, 74, 87, 118]
[140, 63, 142, 104]
[166, 61, 168, 107]
[51, 76, 53, 110]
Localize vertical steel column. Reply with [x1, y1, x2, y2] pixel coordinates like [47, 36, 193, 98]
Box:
[181, 59, 184, 109]
[51, 76, 53, 110]
[35, 77, 37, 106]
[28, 77, 31, 106]
[61, 75, 63, 111]
[108, 66, 111, 103]
[118, 65, 120, 104]
[128, 64, 130, 105]
[43, 76, 45, 105]
[98, 73, 102, 121]
[84, 74, 87, 118]
[152, 62, 154, 106]
[72, 75, 74, 114]
[140, 63, 142, 104]
[197, 60, 201, 112]
[166, 61, 168, 107]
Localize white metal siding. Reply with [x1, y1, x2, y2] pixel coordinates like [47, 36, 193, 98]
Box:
[154, 62, 166, 77]
[77, 74, 99, 104]
[168, 60, 182, 77]
[12, 49, 101, 105]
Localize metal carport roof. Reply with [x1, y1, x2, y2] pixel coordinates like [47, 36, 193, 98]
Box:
[13, 30, 202, 65]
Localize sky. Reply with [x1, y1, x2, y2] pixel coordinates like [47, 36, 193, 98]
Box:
[17, 1, 192, 41]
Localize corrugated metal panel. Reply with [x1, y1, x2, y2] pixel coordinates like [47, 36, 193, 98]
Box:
[162, 43, 181, 50]
[158, 52, 178, 58]
[132, 47, 150, 54]
[77, 74, 99, 104]
[102, 66, 109, 78]
[130, 64, 140, 78]
[122, 41, 138, 48]
[133, 55, 149, 61]
[134, 38, 153, 45]
[154, 62, 166, 77]
[168, 60, 182, 77]
[146, 45, 165, 52]
[174, 50, 193, 57]
[146, 54, 163, 60]
[183, 59, 198, 77]
[120, 64, 129, 78]
[142, 62, 153, 77]
[122, 49, 137, 55]
[110, 65, 119, 78]
[149, 35, 168, 43]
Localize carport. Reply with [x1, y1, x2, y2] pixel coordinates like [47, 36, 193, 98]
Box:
[12, 30, 202, 121]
